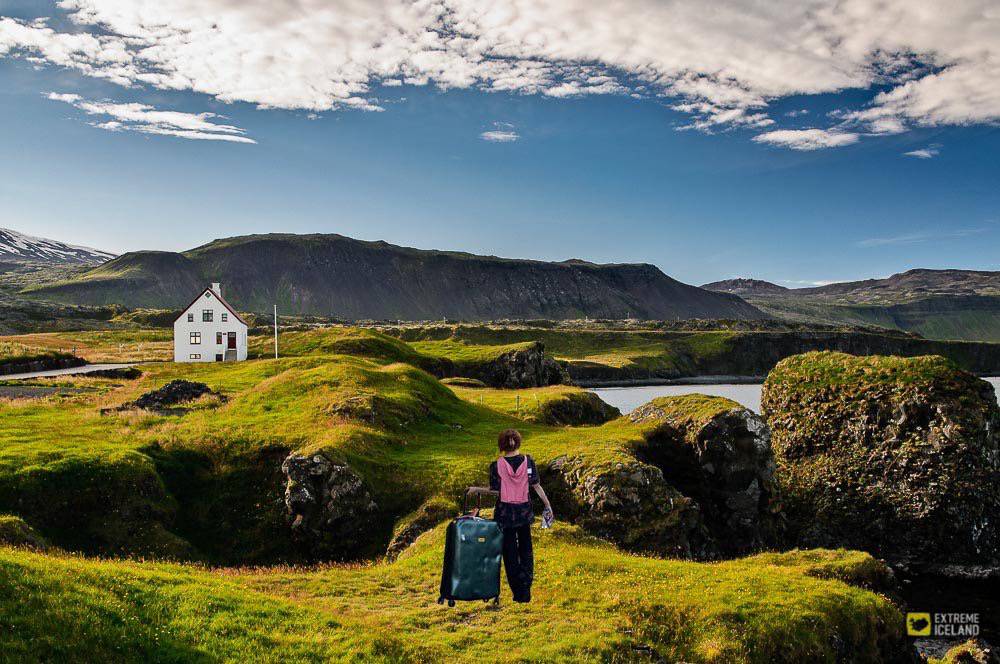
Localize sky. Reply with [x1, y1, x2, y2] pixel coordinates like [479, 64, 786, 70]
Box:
[1, 1, 999, 287]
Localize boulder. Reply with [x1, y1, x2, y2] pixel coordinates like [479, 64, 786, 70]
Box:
[0, 515, 49, 550]
[457, 342, 570, 388]
[124, 380, 221, 410]
[763, 352, 1000, 566]
[537, 391, 620, 426]
[629, 395, 781, 554]
[281, 453, 378, 559]
[544, 454, 711, 558]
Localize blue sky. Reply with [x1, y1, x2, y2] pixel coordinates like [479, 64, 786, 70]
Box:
[1, 1, 999, 286]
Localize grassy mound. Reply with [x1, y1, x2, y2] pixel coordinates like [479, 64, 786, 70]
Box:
[448, 384, 619, 425]
[0, 525, 909, 663]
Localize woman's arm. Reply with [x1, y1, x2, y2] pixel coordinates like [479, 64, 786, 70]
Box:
[532, 484, 552, 512]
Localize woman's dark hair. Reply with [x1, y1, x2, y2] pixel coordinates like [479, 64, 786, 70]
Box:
[498, 429, 522, 453]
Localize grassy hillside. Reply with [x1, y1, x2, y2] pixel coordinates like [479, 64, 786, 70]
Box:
[0, 527, 907, 663]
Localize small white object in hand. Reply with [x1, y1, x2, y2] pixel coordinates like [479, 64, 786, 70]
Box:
[541, 508, 554, 529]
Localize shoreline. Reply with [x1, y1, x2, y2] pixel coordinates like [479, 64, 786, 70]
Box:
[575, 375, 765, 388]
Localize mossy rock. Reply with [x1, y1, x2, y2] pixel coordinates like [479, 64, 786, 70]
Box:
[763, 352, 1000, 565]
[935, 639, 1000, 664]
[0, 515, 48, 550]
[385, 495, 455, 561]
[629, 394, 781, 555]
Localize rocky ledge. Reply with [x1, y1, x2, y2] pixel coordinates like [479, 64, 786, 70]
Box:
[443, 341, 569, 388]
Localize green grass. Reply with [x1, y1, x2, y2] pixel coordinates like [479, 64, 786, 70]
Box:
[0, 525, 906, 663]
[0, 327, 920, 661]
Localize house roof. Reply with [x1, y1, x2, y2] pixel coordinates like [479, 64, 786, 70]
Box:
[173, 286, 249, 327]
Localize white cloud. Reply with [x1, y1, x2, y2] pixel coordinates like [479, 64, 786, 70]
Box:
[753, 128, 859, 150]
[857, 226, 987, 247]
[480, 121, 518, 142]
[45, 92, 255, 143]
[903, 146, 940, 159]
[2, 2, 999, 149]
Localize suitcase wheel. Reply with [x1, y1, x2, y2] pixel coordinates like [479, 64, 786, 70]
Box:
[448, 600, 456, 607]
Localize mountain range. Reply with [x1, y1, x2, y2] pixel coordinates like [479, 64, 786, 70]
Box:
[703, 271, 1000, 341]
[23, 233, 765, 321]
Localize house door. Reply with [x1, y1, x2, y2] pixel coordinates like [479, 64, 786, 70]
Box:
[227, 332, 237, 349]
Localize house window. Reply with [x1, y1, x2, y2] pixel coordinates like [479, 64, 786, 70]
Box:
[216, 332, 223, 344]
[189, 353, 201, 360]
[190, 332, 201, 345]
[187, 313, 194, 322]
[215, 354, 223, 362]
[222, 313, 228, 322]
[203, 309, 213, 322]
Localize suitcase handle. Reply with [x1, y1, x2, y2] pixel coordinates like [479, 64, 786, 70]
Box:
[462, 490, 482, 516]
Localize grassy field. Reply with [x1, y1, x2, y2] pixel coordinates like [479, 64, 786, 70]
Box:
[0, 525, 906, 663]
[0, 329, 173, 363]
[0, 327, 917, 661]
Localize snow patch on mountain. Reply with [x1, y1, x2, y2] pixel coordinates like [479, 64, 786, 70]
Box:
[0, 228, 115, 265]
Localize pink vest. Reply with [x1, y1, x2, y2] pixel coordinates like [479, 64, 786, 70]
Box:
[497, 456, 530, 504]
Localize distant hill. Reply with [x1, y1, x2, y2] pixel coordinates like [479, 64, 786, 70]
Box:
[0, 228, 115, 265]
[729, 269, 1000, 342]
[702, 278, 790, 296]
[26, 233, 766, 321]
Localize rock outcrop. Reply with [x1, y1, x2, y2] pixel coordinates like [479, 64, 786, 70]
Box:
[629, 395, 780, 554]
[122, 380, 221, 410]
[536, 391, 620, 426]
[450, 342, 570, 388]
[544, 394, 779, 559]
[281, 453, 378, 560]
[0, 353, 86, 376]
[544, 454, 710, 558]
[763, 352, 1000, 566]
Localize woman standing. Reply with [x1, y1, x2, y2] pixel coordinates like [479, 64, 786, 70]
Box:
[467, 429, 553, 603]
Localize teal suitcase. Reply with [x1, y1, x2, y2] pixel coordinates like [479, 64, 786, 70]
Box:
[437, 497, 503, 606]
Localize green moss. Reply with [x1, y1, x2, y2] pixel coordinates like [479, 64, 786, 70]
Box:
[765, 351, 960, 392]
[0, 515, 47, 549]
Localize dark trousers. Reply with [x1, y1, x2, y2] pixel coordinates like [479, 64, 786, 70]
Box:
[501, 524, 533, 602]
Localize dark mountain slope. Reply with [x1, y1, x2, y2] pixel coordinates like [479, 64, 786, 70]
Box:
[702, 278, 790, 296]
[27, 233, 766, 321]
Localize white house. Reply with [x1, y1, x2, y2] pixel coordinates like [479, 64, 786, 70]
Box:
[173, 283, 248, 363]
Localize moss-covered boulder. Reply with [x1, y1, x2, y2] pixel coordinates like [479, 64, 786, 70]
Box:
[629, 395, 781, 555]
[451, 341, 570, 388]
[281, 454, 378, 560]
[763, 352, 1000, 566]
[0, 515, 48, 550]
[544, 454, 710, 557]
[936, 639, 1000, 664]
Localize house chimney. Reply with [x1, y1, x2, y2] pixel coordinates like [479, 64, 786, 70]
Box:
[211, 282, 221, 296]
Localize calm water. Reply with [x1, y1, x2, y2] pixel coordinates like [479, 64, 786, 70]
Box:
[592, 377, 1000, 414]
